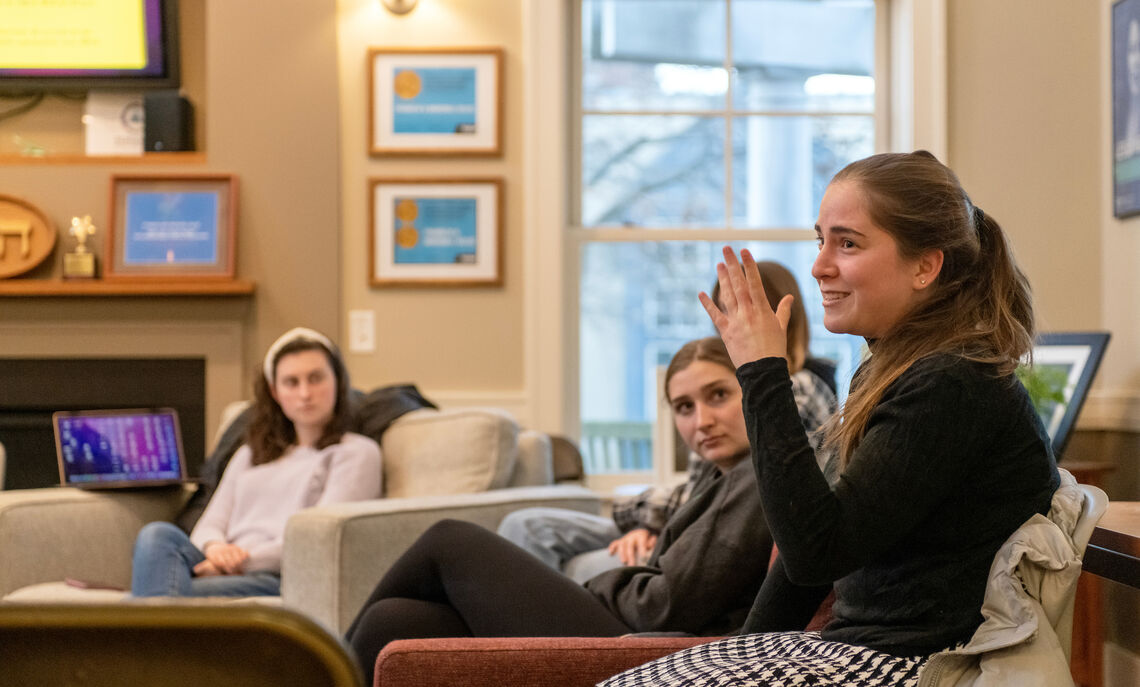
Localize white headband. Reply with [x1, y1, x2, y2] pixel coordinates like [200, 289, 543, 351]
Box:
[263, 327, 335, 384]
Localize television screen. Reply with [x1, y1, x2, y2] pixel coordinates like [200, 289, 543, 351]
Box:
[0, 0, 180, 93]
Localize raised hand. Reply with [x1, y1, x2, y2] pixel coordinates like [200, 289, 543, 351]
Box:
[699, 247, 793, 369]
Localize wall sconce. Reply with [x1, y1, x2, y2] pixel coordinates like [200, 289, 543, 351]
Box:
[381, 0, 419, 15]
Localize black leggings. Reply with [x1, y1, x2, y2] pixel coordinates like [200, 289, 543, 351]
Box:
[345, 519, 632, 683]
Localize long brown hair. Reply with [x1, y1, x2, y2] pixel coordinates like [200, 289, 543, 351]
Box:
[822, 151, 1034, 464]
[247, 338, 352, 465]
[711, 260, 810, 372]
[664, 336, 735, 402]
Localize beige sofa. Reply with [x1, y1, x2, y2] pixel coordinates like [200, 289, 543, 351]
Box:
[0, 407, 600, 633]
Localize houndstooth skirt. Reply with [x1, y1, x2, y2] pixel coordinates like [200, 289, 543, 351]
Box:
[600, 631, 927, 687]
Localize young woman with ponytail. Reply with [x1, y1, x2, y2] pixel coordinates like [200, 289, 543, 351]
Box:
[603, 151, 1060, 686]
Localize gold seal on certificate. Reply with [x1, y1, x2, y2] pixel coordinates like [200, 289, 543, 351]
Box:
[395, 199, 419, 222]
[63, 214, 97, 279]
[393, 70, 422, 99]
[395, 225, 419, 249]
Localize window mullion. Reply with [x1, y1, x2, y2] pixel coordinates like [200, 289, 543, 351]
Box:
[724, 0, 734, 230]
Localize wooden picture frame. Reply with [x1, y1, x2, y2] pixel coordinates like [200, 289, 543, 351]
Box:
[369, 178, 502, 287]
[1025, 332, 1111, 456]
[1113, 0, 1140, 217]
[368, 47, 503, 156]
[105, 174, 238, 280]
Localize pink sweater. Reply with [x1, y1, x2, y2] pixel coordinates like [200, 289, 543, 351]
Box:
[190, 432, 382, 572]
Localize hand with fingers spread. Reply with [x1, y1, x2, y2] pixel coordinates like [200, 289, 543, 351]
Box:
[699, 247, 794, 369]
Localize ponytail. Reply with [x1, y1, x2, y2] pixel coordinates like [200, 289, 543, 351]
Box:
[820, 152, 1035, 464]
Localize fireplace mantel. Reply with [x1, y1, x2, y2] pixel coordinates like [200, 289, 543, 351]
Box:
[0, 320, 246, 477]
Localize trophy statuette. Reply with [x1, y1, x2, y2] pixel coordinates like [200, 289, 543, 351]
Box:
[63, 215, 97, 279]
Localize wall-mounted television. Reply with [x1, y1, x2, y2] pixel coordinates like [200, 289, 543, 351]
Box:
[0, 0, 180, 94]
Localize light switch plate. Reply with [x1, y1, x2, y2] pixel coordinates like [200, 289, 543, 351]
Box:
[348, 309, 375, 353]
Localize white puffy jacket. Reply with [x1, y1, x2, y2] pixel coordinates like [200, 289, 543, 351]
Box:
[917, 468, 1084, 687]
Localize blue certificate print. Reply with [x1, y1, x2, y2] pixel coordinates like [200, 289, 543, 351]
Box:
[392, 67, 478, 135]
[123, 191, 219, 264]
[393, 197, 477, 264]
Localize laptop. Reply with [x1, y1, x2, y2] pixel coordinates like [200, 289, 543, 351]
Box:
[53, 408, 188, 489]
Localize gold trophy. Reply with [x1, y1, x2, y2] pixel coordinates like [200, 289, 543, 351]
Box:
[63, 215, 97, 279]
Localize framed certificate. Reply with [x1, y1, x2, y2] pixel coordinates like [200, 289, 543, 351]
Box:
[369, 178, 502, 286]
[368, 47, 502, 156]
[1114, 0, 1140, 217]
[106, 175, 238, 280]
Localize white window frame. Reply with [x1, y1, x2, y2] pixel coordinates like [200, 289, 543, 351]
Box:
[522, 0, 947, 492]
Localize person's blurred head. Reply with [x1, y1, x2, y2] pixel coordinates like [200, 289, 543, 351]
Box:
[664, 337, 749, 471]
[248, 328, 352, 464]
[710, 260, 810, 372]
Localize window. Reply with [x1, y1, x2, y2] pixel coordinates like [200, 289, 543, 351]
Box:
[574, 0, 882, 481]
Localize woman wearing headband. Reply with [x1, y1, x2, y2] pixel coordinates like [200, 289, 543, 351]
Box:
[130, 328, 382, 597]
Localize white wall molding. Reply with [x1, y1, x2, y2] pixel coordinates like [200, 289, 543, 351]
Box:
[522, 0, 571, 435]
[1076, 389, 1140, 433]
[890, 0, 948, 158]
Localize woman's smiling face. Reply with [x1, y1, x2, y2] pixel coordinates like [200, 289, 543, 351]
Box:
[810, 181, 929, 339]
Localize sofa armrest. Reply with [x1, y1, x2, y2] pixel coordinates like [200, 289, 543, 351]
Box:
[507, 430, 553, 487]
[375, 636, 717, 687]
[281, 485, 602, 633]
[0, 485, 191, 597]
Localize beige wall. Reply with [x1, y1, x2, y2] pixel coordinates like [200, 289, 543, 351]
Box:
[0, 1, 1134, 454]
[949, 1, 1140, 672]
[0, 0, 342, 443]
[335, 0, 525, 395]
[948, 0, 1102, 333]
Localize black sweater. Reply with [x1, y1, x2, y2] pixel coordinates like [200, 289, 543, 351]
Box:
[738, 354, 1059, 655]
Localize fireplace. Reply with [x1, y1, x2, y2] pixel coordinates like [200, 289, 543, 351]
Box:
[0, 358, 205, 490]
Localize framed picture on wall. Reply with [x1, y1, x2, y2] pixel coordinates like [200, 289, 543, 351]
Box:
[369, 178, 502, 286]
[1113, 0, 1140, 217]
[106, 174, 238, 280]
[1020, 331, 1110, 456]
[368, 47, 503, 156]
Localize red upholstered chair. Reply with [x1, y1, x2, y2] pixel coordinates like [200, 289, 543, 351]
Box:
[374, 636, 716, 687]
[371, 542, 835, 687]
[372, 590, 834, 687]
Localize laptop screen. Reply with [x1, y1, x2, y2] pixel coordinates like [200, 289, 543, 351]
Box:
[54, 408, 187, 489]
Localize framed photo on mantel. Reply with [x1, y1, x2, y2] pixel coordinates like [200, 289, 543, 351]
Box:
[368, 47, 503, 156]
[105, 174, 238, 280]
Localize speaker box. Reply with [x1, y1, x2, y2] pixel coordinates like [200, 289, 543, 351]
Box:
[144, 91, 195, 152]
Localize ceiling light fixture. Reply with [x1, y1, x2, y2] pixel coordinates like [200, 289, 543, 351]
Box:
[381, 0, 419, 15]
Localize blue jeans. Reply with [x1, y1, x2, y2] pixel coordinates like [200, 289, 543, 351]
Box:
[496, 507, 624, 584]
[130, 521, 281, 597]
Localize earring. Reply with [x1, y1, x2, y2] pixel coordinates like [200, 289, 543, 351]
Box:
[920, 279, 927, 285]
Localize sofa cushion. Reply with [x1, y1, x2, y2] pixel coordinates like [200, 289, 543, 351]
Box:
[381, 408, 519, 498]
[2, 581, 285, 606]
